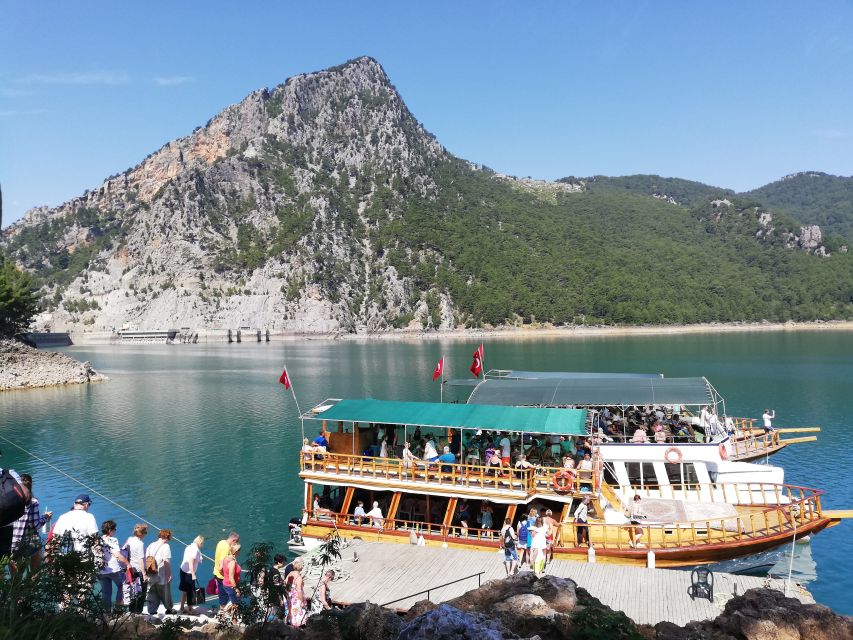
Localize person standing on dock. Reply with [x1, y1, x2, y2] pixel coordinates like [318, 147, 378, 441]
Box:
[50, 493, 97, 554]
[214, 531, 240, 608]
[500, 518, 518, 575]
[145, 529, 174, 614]
[10, 473, 51, 575]
[122, 524, 148, 613]
[516, 513, 530, 567]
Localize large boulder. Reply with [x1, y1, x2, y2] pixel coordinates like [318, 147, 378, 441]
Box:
[398, 604, 514, 640]
[302, 602, 403, 640]
[447, 572, 578, 614]
[708, 588, 853, 640]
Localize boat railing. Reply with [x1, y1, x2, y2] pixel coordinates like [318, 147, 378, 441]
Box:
[608, 480, 809, 506]
[300, 451, 538, 494]
[729, 429, 781, 458]
[303, 484, 823, 552]
[559, 485, 823, 551]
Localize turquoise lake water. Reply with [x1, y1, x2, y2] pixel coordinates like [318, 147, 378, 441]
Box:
[1, 331, 851, 614]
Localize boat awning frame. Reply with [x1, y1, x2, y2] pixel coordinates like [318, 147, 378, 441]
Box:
[302, 398, 588, 436]
[465, 376, 722, 410]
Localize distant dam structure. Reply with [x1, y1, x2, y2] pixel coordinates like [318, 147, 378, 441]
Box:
[227, 327, 270, 343]
[117, 329, 178, 344]
[23, 332, 73, 348]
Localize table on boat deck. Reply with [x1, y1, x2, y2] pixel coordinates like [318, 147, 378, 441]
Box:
[297, 540, 814, 627]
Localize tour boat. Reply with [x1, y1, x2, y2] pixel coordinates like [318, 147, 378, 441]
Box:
[293, 397, 844, 568]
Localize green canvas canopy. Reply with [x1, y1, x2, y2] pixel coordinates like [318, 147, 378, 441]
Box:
[304, 398, 588, 436]
[466, 377, 715, 408]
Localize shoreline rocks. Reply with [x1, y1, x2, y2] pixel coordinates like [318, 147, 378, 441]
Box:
[0, 339, 108, 391]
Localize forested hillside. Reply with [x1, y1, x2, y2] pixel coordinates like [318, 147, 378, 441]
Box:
[2, 58, 852, 332]
[747, 172, 853, 243]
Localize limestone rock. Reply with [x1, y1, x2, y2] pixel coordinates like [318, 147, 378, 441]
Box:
[0, 339, 108, 391]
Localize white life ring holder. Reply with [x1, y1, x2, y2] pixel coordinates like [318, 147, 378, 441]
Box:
[664, 447, 682, 464]
[719, 443, 729, 461]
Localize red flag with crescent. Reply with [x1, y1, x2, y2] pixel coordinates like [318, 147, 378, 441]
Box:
[432, 357, 445, 381]
[279, 367, 291, 390]
[469, 349, 482, 378]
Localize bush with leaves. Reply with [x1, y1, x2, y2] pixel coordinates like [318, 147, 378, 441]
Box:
[0, 254, 39, 338]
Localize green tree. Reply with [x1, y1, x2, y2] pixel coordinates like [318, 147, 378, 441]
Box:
[0, 255, 39, 337]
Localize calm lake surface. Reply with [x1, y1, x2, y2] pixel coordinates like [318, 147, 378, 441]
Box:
[1, 331, 851, 614]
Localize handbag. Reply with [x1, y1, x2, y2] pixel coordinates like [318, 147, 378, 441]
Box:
[206, 577, 218, 595]
[194, 581, 206, 605]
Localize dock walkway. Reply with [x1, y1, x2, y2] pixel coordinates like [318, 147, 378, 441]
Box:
[299, 540, 813, 627]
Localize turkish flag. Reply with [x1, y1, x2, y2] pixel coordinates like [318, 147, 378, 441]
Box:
[279, 367, 291, 390]
[470, 350, 482, 378]
[432, 357, 445, 381]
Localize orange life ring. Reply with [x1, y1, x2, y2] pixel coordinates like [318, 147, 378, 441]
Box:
[664, 447, 682, 464]
[719, 443, 728, 461]
[552, 469, 574, 494]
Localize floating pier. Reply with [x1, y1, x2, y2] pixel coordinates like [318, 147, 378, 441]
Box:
[298, 540, 813, 627]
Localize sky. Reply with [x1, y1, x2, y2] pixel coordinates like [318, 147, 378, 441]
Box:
[1, 1, 852, 227]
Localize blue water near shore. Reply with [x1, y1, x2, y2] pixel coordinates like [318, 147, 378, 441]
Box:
[1, 331, 851, 614]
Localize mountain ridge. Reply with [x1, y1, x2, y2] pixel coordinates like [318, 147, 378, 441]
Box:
[2, 57, 852, 332]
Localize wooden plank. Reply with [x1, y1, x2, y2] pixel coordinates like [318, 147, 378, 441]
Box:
[296, 541, 814, 625]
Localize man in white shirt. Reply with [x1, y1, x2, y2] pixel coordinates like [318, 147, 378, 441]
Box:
[762, 409, 775, 432]
[366, 501, 384, 528]
[51, 494, 98, 555]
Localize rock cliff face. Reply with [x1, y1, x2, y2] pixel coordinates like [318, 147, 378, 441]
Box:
[2, 57, 450, 334]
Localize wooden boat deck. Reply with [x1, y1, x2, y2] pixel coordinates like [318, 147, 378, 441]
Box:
[298, 540, 814, 627]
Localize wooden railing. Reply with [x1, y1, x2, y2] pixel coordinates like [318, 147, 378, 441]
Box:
[304, 484, 823, 553]
[729, 429, 781, 459]
[301, 450, 546, 495]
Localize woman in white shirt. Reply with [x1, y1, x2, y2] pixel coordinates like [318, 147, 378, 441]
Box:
[402, 442, 417, 469]
[179, 535, 204, 614]
[423, 438, 439, 462]
[98, 519, 128, 610]
[122, 523, 148, 613]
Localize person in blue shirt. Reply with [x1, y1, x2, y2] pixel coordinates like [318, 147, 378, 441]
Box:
[312, 431, 328, 449]
[437, 446, 456, 472]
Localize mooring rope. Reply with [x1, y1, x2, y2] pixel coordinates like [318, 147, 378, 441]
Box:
[0, 432, 215, 562]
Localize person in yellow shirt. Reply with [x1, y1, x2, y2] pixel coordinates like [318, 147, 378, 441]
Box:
[214, 531, 239, 607]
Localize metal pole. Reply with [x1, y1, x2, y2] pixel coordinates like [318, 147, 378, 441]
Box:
[785, 516, 798, 596]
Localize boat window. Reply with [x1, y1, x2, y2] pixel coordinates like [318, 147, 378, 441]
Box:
[683, 463, 700, 484]
[664, 463, 682, 485]
[602, 462, 618, 486]
[626, 462, 642, 486]
[642, 463, 656, 487]
[626, 462, 657, 487]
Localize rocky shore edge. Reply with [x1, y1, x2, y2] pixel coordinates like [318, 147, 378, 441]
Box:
[0, 339, 107, 391]
[109, 574, 851, 640]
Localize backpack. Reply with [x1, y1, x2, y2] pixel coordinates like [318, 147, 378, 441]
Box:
[518, 520, 529, 543]
[0, 469, 27, 528]
[145, 541, 163, 575]
[503, 527, 515, 549]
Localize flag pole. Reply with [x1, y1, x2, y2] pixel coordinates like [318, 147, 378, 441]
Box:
[440, 354, 444, 404]
[283, 363, 303, 418]
[479, 343, 486, 380]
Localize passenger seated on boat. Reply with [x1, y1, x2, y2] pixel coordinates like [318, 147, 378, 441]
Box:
[402, 442, 417, 469]
[485, 449, 504, 475]
[379, 438, 389, 459]
[437, 446, 456, 472]
[514, 454, 535, 470]
[632, 427, 649, 443]
[352, 500, 366, 525]
[563, 456, 576, 470]
[653, 422, 668, 443]
[301, 438, 314, 462]
[423, 438, 440, 462]
[312, 496, 333, 520]
[367, 501, 384, 528]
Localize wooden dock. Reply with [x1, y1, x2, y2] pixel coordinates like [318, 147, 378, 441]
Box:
[298, 540, 813, 627]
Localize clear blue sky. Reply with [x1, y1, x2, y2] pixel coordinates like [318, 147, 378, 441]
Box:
[2, 1, 852, 227]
